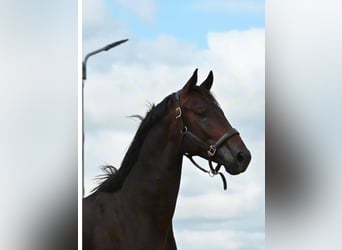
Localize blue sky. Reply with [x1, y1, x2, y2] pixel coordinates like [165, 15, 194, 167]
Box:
[83, 0, 264, 249]
[106, 0, 264, 48]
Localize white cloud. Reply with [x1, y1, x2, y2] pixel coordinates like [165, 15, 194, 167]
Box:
[84, 29, 264, 128]
[114, 0, 156, 22]
[84, 130, 133, 176]
[82, 0, 130, 48]
[175, 229, 264, 250]
[175, 183, 263, 220]
[83, 0, 109, 28]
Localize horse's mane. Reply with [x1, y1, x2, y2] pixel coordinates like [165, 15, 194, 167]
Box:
[93, 93, 174, 193]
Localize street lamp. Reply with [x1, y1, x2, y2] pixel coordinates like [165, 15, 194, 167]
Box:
[82, 39, 128, 197]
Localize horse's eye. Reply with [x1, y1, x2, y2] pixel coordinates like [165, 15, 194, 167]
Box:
[195, 108, 207, 117]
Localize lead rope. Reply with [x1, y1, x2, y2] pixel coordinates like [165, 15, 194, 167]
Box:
[184, 153, 227, 190]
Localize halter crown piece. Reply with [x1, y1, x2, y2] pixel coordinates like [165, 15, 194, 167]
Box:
[173, 91, 239, 190]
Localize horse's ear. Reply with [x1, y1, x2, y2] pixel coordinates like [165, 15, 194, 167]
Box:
[182, 68, 198, 93]
[200, 70, 213, 91]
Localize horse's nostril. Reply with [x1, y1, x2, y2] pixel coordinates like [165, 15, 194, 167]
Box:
[237, 152, 244, 163]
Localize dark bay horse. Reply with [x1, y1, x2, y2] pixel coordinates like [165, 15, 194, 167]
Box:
[83, 69, 251, 250]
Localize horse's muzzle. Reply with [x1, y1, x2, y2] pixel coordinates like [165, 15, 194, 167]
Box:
[218, 147, 251, 175]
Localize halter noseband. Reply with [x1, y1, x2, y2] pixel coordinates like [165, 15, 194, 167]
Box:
[174, 91, 239, 190]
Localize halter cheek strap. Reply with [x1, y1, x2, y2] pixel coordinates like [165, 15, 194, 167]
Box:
[173, 91, 239, 190]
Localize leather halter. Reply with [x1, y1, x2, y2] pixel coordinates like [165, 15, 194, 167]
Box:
[174, 91, 239, 190]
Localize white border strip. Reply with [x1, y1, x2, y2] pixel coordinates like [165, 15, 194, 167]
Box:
[78, 0, 83, 249]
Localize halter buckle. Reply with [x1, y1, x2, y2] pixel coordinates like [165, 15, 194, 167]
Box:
[208, 145, 216, 157]
[180, 126, 188, 134]
[175, 107, 182, 119]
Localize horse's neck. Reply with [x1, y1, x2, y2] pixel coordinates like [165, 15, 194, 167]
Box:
[122, 117, 183, 218]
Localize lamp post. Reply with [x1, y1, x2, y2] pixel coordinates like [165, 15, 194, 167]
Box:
[82, 39, 128, 197]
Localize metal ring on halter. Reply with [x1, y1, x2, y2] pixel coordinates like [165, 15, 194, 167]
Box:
[180, 126, 188, 134]
[175, 107, 182, 119]
[208, 171, 215, 177]
[208, 145, 216, 157]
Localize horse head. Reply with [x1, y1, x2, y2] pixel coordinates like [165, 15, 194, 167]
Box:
[175, 69, 251, 175]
